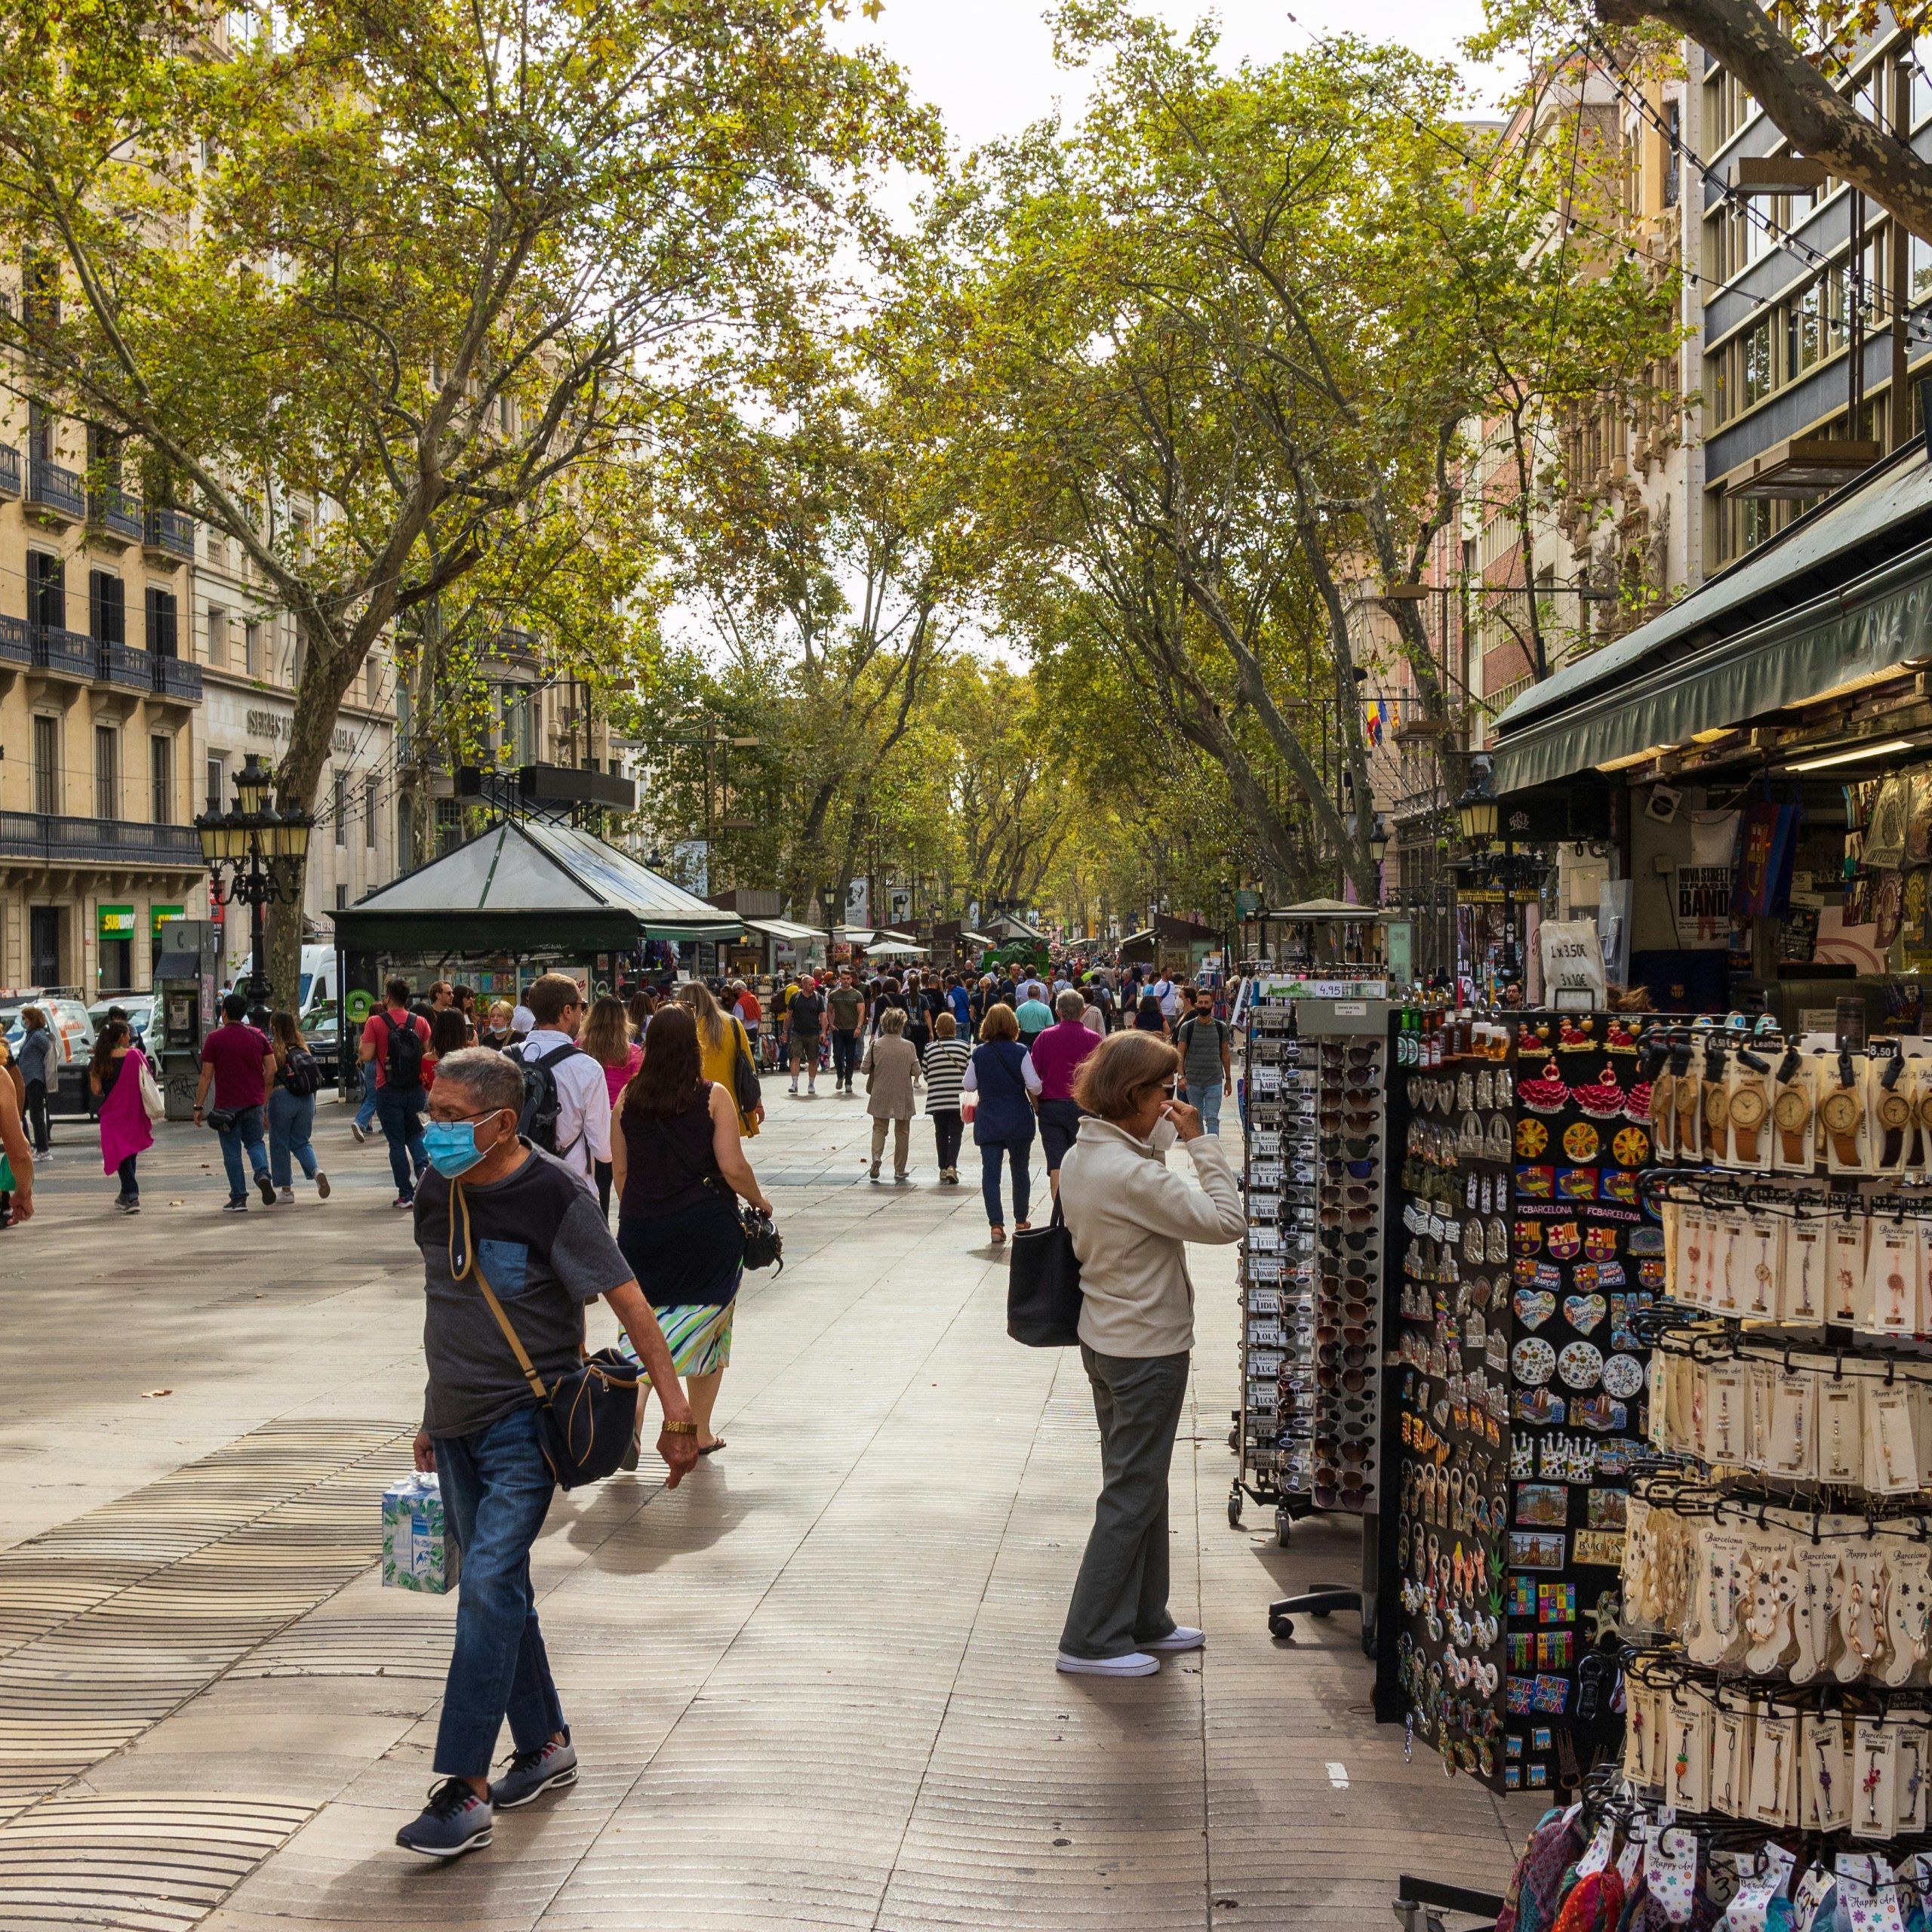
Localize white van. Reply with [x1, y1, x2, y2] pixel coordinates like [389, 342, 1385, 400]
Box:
[231, 944, 338, 1023]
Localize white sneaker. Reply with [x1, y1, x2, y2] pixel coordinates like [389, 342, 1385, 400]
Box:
[1143, 1627, 1204, 1653]
[349, 1120, 368, 1144]
[278, 1187, 294, 1204]
[1056, 1651, 1160, 1677]
[789, 1081, 798, 1094]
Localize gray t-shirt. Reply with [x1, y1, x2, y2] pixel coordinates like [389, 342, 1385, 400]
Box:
[1176, 1014, 1229, 1088]
[413, 1143, 634, 1438]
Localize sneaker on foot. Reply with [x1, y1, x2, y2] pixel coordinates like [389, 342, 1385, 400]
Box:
[115, 1198, 140, 1215]
[789, 1080, 798, 1094]
[1056, 1650, 1161, 1677]
[349, 1119, 368, 1144]
[1141, 1627, 1205, 1653]
[869, 1160, 881, 1180]
[255, 1171, 277, 1206]
[278, 1187, 295, 1204]
[395, 1779, 493, 1859]
[315, 1172, 331, 1199]
[489, 1732, 578, 1810]
[392, 1195, 414, 1210]
[223, 1198, 249, 1214]
[32, 1149, 50, 1164]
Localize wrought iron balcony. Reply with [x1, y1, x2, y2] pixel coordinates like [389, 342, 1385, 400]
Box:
[97, 638, 154, 691]
[0, 615, 30, 668]
[0, 448, 19, 498]
[88, 484, 143, 549]
[142, 507, 195, 564]
[152, 654, 202, 702]
[0, 811, 203, 869]
[32, 624, 95, 678]
[25, 457, 86, 524]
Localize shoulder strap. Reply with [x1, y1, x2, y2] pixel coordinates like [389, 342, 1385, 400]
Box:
[537, 1040, 579, 1069]
[449, 1183, 549, 1404]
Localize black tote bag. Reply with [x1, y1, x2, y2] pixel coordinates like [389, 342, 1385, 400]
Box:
[1006, 1195, 1084, 1347]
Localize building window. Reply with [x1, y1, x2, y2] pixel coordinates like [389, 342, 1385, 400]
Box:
[88, 570, 125, 645]
[364, 775, 377, 848]
[150, 734, 172, 824]
[435, 797, 460, 854]
[1664, 103, 1681, 208]
[94, 725, 118, 822]
[334, 770, 348, 846]
[145, 585, 179, 658]
[1743, 318, 1774, 407]
[26, 395, 54, 462]
[27, 550, 63, 629]
[335, 883, 348, 909]
[208, 605, 227, 667]
[206, 752, 225, 814]
[365, 655, 381, 707]
[32, 714, 58, 817]
[244, 619, 261, 677]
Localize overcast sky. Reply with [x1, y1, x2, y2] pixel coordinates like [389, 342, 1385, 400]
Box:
[839, 0, 1500, 155]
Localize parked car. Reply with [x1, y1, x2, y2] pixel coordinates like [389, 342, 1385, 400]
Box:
[88, 995, 156, 1045]
[2, 993, 95, 1066]
[302, 1001, 342, 1081]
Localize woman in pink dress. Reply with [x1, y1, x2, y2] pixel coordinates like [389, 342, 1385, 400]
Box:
[583, 995, 641, 1218]
[90, 1019, 152, 1215]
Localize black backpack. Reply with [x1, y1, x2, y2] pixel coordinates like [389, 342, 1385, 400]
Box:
[517, 1040, 583, 1155]
[381, 1011, 426, 1089]
[281, 1047, 322, 1098]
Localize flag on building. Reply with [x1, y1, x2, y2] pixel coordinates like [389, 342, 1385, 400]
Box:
[1363, 699, 1394, 748]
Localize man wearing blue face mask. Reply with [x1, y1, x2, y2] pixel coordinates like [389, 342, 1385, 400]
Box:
[395, 1047, 698, 1862]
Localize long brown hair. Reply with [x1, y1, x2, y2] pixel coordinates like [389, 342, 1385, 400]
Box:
[623, 1002, 703, 1118]
[678, 979, 727, 1051]
[271, 1011, 306, 1054]
[581, 994, 631, 1069]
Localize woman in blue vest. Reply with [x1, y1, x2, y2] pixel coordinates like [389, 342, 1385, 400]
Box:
[961, 1002, 1041, 1246]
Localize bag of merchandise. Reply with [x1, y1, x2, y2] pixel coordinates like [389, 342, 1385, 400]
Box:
[381, 1472, 460, 1593]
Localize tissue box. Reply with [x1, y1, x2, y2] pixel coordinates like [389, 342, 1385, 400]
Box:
[382, 1474, 460, 1593]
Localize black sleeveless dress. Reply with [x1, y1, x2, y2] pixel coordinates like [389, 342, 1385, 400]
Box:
[615, 1081, 744, 1308]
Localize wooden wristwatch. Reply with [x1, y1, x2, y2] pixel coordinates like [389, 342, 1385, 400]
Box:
[1677, 1074, 1703, 1157]
[1650, 1071, 1677, 1157]
[1820, 1087, 1864, 1168]
[1774, 1084, 1812, 1167]
[1728, 1084, 1768, 1162]
[1877, 1082, 1912, 1168]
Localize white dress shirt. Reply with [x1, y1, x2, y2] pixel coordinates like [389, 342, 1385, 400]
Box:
[516, 1027, 610, 1188]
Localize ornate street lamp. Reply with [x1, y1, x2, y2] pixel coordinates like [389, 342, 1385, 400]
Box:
[1453, 753, 1544, 992]
[1456, 754, 1499, 848]
[194, 752, 315, 1020]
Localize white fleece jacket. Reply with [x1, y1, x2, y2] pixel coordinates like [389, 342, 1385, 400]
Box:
[1057, 1116, 1245, 1357]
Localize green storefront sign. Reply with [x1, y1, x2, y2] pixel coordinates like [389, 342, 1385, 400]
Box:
[97, 904, 135, 939]
[150, 904, 185, 946]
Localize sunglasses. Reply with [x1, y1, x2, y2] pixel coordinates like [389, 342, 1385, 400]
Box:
[1324, 1157, 1378, 1181]
[1319, 1207, 1377, 1228]
[1320, 1228, 1376, 1253]
[1318, 1109, 1378, 1131]
[1315, 1321, 1371, 1346]
[1318, 1342, 1371, 1369]
[1321, 1045, 1380, 1066]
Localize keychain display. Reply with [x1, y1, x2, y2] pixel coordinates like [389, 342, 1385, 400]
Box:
[1386, 1009, 1653, 1795]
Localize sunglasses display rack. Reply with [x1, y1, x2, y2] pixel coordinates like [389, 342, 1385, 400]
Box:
[1582, 1020, 1932, 1906]
[1230, 978, 1317, 1541]
[1384, 1009, 1657, 1795]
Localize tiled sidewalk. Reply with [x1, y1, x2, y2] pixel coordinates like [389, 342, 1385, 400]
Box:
[0, 1094, 1533, 1928]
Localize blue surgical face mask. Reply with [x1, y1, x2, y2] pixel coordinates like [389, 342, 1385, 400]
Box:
[423, 1118, 488, 1177]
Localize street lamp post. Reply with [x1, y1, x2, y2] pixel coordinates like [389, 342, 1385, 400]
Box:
[1455, 753, 1546, 994]
[194, 752, 315, 1022]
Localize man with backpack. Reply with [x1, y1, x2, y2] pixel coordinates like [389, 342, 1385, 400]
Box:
[1174, 984, 1233, 1137]
[510, 973, 609, 1192]
[359, 976, 432, 1209]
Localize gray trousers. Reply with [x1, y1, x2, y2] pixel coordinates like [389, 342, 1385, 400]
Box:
[1060, 1345, 1189, 1659]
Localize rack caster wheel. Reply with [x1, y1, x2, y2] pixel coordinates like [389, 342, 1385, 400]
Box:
[1228, 1489, 1243, 1529]
[1274, 1506, 1292, 1547]
[1310, 1605, 1332, 1619]
[1270, 1613, 1294, 1639]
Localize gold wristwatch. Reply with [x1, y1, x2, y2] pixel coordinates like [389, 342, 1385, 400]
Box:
[1728, 1084, 1767, 1162]
[1774, 1085, 1811, 1167]
[662, 1420, 699, 1436]
[1820, 1088, 1863, 1168]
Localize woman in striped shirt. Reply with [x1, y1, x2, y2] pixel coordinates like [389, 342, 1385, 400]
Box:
[922, 1011, 972, 1185]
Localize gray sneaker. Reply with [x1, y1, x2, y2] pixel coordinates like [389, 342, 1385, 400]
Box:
[255, 1171, 277, 1206]
[395, 1779, 493, 1859]
[349, 1119, 368, 1144]
[222, 1199, 249, 1214]
[488, 1733, 577, 1810]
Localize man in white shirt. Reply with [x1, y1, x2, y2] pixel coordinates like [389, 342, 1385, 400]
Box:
[1151, 975, 1179, 1022]
[512, 974, 610, 1191]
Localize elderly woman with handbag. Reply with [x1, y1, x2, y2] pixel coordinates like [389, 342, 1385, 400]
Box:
[860, 1007, 921, 1183]
[1052, 1031, 1244, 1677]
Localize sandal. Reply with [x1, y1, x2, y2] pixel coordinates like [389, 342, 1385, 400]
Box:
[1014, 1221, 1032, 1233]
[989, 1226, 1006, 1245]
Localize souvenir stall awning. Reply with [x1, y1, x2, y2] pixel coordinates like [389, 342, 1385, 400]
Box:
[332, 818, 744, 955]
[743, 917, 825, 946]
[1490, 441, 1932, 793]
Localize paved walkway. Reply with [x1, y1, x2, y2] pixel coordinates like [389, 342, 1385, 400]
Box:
[0, 1085, 1534, 1928]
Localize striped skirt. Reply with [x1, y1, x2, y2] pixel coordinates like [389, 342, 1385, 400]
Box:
[618, 1294, 737, 1381]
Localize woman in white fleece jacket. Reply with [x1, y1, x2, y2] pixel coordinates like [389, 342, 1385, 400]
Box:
[1052, 1030, 1244, 1676]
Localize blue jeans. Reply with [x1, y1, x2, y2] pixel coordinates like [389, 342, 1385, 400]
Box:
[268, 1087, 318, 1187]
[1183, 1081, 1223, 1135]
[432, 1404, 565, 1778]
[376, 1084, 428, 1198]
[354, 1075, 378, 1133]
[980, 1139, 1032, 1226]
[115, 1154, 139, 1203]
[217, 1104, 268, 1201]
[831, 1028, 859, 1084]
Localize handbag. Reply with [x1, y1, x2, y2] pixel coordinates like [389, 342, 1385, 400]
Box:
[451, 1180, 641, 1489]
[1006, 1195, 1083, 1346]
[730, 1018, 761, 1119]
[137, 1056, 166, 1124]
[206, 1107, 238, 1133]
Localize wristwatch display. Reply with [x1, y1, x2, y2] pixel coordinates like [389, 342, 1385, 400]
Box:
[1820, 1088, 1863, 1168]
[1773, 1084, 1811, 1167]
[1727, 1084, 1767, 1163]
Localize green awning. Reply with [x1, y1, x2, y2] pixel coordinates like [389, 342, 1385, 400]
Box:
[1492, 535, 1932, 792]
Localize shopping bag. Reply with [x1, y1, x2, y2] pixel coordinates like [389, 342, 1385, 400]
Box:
[381, 1473, 460, 1592]
[1006, 1196, 1083, 1346]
